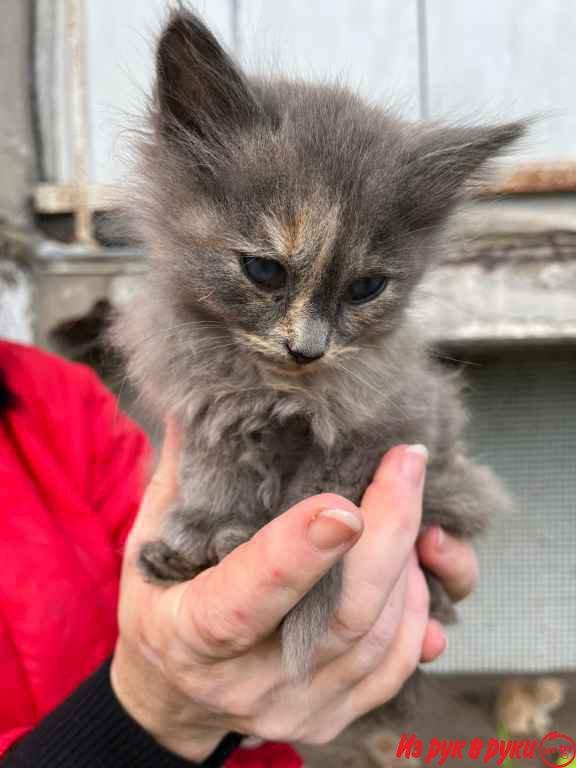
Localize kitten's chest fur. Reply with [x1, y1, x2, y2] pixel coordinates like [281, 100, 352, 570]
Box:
[181, 378, 408, 519]
[184, 386, 329, 504]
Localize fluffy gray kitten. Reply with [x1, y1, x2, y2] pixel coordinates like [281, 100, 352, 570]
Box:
[115, 7, 520, 755]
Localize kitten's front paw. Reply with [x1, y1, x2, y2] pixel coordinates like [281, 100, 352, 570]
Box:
[138, 539, 207, 584]
[138, 522, 257, 585]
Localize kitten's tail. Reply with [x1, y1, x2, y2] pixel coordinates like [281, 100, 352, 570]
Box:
[281, 562, 343, 678]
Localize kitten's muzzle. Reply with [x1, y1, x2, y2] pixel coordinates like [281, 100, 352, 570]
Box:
[285, 342, 325, 365]
[285, 314, 330, 365]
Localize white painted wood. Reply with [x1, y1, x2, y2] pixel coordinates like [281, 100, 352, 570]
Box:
[34, 183, 121, 213]
[42, 0, 576, 184]
[425, 0, 576, 163]
[45, 0, 234, 184]
[416, 260, 576, 344]
[239, 0, 420, 118]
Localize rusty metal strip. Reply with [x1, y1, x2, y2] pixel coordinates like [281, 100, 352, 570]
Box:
[491, 163, 576, 195]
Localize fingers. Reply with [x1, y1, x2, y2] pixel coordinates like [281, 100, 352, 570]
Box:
[171, 493, 363, 660]
[347, 554, 430, 717]
[315, 564, 409, 688]
[418, 526, 479, 602]
[420, 618, 447, 663]
[125, 418, 181, 557]
[327, 445, 427, 652]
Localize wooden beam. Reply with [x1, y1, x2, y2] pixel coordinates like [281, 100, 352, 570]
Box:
[34, 183, 121, 214]
[492, 163, 576, 194]
[33, 162, 576, 218]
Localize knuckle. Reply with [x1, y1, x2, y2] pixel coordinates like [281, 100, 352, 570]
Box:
[330, 611, 372, 645]
[178, 671, 222, 705]
[214, 687, 260, 720]
[255, 712, 305, 744]
[192, 603, 255, 657]
[254, 719, 290, 744]
[301, 722, 345, 745]
[365, 621, 395, 652]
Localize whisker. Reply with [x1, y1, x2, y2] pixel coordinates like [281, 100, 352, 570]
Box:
[432, 351, 482, 368]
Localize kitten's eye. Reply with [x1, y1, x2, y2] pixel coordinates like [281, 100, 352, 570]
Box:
[345, 276, 388, 304]
[241, 257, 287, 291]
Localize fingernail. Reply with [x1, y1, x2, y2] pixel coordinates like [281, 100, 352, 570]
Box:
[434, 526, 446, 551]
[401, 444, 428, 485]
[307, 508, 362, 550]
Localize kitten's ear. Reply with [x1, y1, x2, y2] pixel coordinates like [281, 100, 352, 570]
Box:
[155, 9, 259, 140]
[401, 121, 527, 225]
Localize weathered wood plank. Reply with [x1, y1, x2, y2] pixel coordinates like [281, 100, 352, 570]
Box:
[493, 162, 576, 193]
[34, 183, 121, 213]
[30, 231, 576, 345]
[425, 0, 576, 163]
[238, 0, 421, 118]
[43, 0, 234, 185]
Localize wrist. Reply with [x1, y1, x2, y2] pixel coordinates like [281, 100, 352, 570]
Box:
[111, 640, 227, 762]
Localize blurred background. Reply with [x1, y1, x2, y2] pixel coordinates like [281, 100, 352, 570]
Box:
[1, 0, 575, 758]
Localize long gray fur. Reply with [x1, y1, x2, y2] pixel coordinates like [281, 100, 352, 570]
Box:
[112, 6, 523, 750]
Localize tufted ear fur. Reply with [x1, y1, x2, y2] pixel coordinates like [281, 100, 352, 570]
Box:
[399, 121, 526, 226]
[155, 9, 261, 142]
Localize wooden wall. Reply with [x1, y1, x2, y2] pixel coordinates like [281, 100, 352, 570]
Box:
[40, 0, 576, 185]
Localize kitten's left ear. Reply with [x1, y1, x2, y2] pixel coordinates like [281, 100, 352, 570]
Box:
[155, 9, 261, 142]
[401, 120, 527, 225]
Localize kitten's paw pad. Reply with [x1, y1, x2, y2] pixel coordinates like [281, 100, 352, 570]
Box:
[138, 540, 206, 584]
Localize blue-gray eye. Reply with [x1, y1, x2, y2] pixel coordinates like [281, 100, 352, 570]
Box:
[241, 257, 287, 291]
[345, 276, 388, 304]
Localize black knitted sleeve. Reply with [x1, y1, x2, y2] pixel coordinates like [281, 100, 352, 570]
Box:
[1, 659, 242, 767]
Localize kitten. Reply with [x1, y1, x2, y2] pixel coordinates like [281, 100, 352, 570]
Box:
[114, 6, 521, 755]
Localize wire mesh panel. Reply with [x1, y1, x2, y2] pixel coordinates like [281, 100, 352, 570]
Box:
[432, 348, 576, 673]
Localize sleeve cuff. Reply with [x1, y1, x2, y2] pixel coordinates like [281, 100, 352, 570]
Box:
[2, 659, 242, 767]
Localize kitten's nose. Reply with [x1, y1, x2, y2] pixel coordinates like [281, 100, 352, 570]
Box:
[285, 343, 325, 365]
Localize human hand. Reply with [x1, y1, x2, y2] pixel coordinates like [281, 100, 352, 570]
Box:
[418, 525, 479, 606]
[111, 426, 457, 760]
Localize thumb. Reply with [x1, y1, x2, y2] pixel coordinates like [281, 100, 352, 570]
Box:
[168, 492, 364, 660]
[126, 418, 181, 558]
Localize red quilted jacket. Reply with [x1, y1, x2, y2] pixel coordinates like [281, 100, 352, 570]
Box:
[0, 340, 301, 767]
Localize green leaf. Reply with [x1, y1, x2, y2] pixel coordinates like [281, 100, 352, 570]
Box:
[496, 724, 516, 768]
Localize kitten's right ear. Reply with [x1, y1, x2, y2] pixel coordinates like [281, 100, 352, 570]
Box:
[155, 9, 260, 141]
